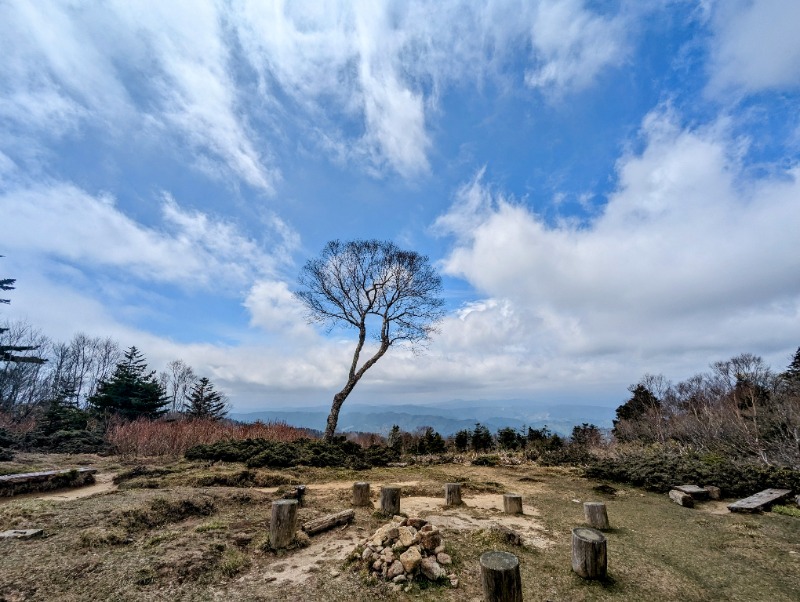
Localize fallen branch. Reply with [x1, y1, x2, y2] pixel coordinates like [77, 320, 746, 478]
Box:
[302, 509, 355, 536]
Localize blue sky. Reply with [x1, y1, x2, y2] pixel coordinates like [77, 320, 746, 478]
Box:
[2, 0, 799, 411]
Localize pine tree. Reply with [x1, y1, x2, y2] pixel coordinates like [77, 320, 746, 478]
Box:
[1, 260, 46, 365]
[453, 429, 470, 452]
[184, 377, 227, 420]
[783, 347, 800, 394]
[88, 346, 168, 420]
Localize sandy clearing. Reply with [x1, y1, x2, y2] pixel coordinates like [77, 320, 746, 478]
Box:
[256, 491, 553, 586]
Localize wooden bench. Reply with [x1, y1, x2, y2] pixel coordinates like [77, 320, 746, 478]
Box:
[674, 484, 710, 501]
[728, 488, 791, 513]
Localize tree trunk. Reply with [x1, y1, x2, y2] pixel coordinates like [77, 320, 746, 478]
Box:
[480, 550, 523, 602]
[380, 486, 401, 516]
[583, 502, 610, 530]
[324, 337, 390, 442]
[445, 483, 462, 506]
[503, 494, 523, 515]
[353, 482, 371, 507]
[270, 499, 298, 549]
[302, 509, 355, 536]
[571, 527, 607, 579]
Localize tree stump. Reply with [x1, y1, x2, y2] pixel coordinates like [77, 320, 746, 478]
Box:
[380, 486, 401, 516]
[353, 482, 371, 507]
[571, 527, 607, 580]
[480, 550, 523, 602]
[270, 499, 298, 549]
[503, 493, 523, 515]
[445, 483, 462, 506]
[583, 502, 610, 530]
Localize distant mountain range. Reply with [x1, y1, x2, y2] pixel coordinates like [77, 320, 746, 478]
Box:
[230, 399, 615, 437]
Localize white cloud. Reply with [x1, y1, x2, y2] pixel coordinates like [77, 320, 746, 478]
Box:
[0, 182, 292, 289]
[0, 1, 276, 191]
[1, 1, 638, 185]
[243, 279, 314, 338]
[434, 109, 800, 385]
[707, 0, 800, 95]
[525, 0, 629, 94]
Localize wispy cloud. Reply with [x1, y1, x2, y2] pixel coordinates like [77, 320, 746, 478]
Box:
[525, 0, 629, 94]
[0, 182, 293, 289]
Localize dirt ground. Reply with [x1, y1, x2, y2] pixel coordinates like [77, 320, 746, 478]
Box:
[0, 454, 798, 601]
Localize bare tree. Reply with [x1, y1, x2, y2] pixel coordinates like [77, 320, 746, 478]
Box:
[296, 240, 444, 441]
[160, 359, 196, 413]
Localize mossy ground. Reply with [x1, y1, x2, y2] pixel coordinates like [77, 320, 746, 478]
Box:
[0, 454, 798, 601]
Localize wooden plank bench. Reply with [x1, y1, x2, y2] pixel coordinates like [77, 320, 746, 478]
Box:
[0, 468, 97, 496]
[728, 488, 791, 513]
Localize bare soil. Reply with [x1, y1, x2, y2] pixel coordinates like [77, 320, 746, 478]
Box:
[0, 455, 798, 601]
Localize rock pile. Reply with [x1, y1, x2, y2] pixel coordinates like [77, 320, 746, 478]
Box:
[356, 516, 458, 590]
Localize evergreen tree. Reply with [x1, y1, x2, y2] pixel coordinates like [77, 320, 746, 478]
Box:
[614, 384, 660, 424]
[88, 346, 168, 419]
[782, 347, 800, 394]
[471, 422, 494, 452]
[1, 260, 46, 365]
[388, 424, 403, 452]
[453, 429, 470, 452]
[184, 377, 227, 420]
[496, 427, 522, 450]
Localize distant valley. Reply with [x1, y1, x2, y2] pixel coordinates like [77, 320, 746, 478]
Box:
[231, 399, 616, 436]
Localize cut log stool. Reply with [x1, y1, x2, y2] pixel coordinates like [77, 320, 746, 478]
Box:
[445, 483, 462, 506]
[503, 493, 523, 515]
[380, 486, 401, 516]
[353, 482, 371, 507]
[583, 502, 610, 530]
[270, 499, 298, 549]
[571, 527, 607, 580]
[480, 550, 523, 602]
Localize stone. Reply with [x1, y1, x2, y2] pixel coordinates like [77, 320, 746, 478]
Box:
[392, 574, 407, 584]
[372, 559, 384, 571]
[420, 524, 434, 532]
[675, 484, 709, 500]
[669, 489, 694, 507]
[407, 517, 427, 530]
[0, 529, 43, 539]
[400, 546, 422, 573]
[436, 552, 452, 565]
[420, 556, 446, 580]
[419, 527, 442, 552]
[361, 547, 372, 562]
[433, 544, 445, 554]
[704, 485, 722, 500]
[386, 560, 405, 580]
[397, 526, 416, 547]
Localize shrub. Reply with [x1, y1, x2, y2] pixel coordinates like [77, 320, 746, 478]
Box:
[472, 454, 499, 467]
[187, 437, 397, 470]
[585, 447, 800, 497]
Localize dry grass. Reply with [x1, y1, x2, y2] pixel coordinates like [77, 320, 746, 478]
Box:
[0, 455, 798, 601]
[106, 418, 311, 458]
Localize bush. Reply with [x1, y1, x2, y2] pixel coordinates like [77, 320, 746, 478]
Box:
[186, 437, 397, 470]
[585, 448, 800, 497]
[472, 454, 499, 467]
[24, 429, 107, 454]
